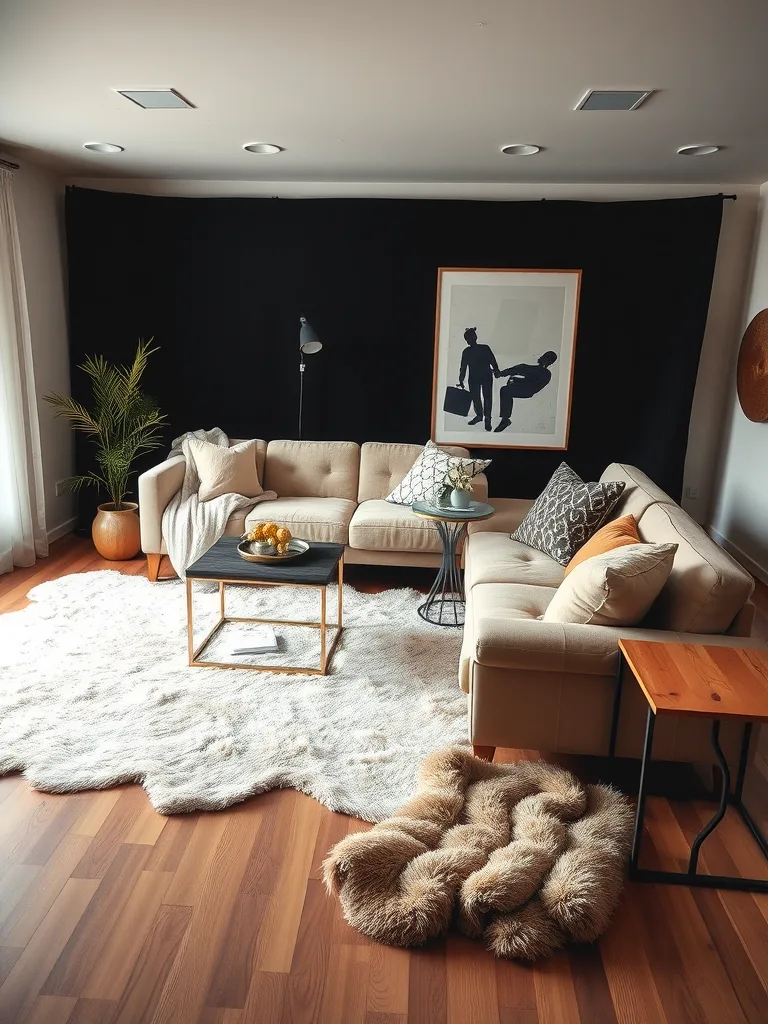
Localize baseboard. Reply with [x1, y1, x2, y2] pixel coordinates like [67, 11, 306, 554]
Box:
[708, 525, 768, 586]
[47, 517, 78, 544]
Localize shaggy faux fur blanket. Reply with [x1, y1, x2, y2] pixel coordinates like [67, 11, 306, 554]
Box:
[323, 748, 634, 961]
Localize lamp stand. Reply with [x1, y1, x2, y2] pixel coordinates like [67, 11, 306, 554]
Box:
[298, 357, 306, 441]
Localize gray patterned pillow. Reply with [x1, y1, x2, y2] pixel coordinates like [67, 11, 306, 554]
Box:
[386, 440, 490, 506]
[512, 463, 625, 565]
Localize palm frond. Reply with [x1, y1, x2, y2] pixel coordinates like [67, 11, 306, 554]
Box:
[44, 394, 100, 433]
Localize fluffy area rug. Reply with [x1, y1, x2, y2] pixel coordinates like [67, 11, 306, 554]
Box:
[324, 747, 633, 960]
[0, 570, 469, 819]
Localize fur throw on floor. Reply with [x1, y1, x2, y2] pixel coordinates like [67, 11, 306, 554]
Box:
[323, 747, 634, 960]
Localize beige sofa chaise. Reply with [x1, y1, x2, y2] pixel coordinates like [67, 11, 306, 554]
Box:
[138, 438, 489, 580]
[461, 463, 762, 767]
[140, 442, 761, 769]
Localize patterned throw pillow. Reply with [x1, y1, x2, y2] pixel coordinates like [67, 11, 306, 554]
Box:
[512, 462, 625, 566]
[386, 440, 490, 506]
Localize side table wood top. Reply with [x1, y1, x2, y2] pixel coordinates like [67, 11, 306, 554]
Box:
[618, 638, 768, 722]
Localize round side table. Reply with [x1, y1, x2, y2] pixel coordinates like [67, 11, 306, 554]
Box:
[411, 500, 495, 627]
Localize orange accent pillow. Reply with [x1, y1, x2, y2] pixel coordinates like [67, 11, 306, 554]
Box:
[564, 514, 641, 577]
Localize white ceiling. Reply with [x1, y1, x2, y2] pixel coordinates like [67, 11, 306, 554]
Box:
[2, 0, 768, 184]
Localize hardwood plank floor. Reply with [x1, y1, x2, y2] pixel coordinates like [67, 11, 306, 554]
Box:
[1, 536, 768, 1023]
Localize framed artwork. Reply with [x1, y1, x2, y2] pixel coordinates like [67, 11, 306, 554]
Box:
[431, 268, 582, 449]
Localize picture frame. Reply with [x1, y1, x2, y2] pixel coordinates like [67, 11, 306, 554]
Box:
[430, 268, 582, 449]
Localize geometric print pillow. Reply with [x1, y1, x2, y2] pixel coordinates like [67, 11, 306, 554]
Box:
[511, 462, 625, 566]
[386, 440, 491, 506]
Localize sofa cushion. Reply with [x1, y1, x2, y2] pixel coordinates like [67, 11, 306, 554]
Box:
[385, 440, 490, 506]
[466, 497, 533, 537]
[245, 497, 356, 545]
[189, 438, 264, 502]
[358, 441, 489, 503]
[465, 531, 564, 591]
[348, 499, 444, 552]
[263, 440, 360, 500]
[543, 542, 678, 627]
[638, 502, 754, 634]
[600, 462, 675, 521]
[511, 462, 625, 565]
[564, 514, 641, 577]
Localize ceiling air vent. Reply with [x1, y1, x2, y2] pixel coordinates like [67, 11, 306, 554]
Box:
[575, 89, 652, 111]
[117, 88, 194, 109]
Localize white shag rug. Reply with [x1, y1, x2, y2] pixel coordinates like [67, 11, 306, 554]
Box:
[0, 571, 469, 821]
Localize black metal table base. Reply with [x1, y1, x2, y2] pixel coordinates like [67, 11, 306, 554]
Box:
[612, 650, 768, 893]
[417, 520, 468, 627]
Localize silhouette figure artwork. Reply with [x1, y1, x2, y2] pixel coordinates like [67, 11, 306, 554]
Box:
[457, 328, 499, 431]
[494, 351, 558, 432]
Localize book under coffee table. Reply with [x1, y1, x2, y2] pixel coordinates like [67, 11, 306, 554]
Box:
[185, 537, 344, 675]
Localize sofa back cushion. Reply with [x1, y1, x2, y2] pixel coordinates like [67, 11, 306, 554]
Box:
[638, 501, 754, 633]
[358, 441, 489, 502]
[263, 440, 360, 499]
[230, 438, 267, 483]
[600, 462, 675, 521]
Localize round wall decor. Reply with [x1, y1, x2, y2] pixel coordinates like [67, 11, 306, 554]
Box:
[737, 308, 768, 421]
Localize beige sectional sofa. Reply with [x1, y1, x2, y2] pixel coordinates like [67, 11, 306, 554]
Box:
[138, 439, 489, 578]
[461, 463, 762, 767]
[139, 441, 762, 768]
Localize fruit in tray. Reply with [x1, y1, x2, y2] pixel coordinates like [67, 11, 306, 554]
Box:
[246, 522, 293, 555]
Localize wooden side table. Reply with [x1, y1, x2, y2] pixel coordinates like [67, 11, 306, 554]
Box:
[614, 638, 768, 888]
[610, 639, 768, 892]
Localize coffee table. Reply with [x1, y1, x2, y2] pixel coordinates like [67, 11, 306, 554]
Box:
[185, 537, 344, 675]
[611, 638, 768, 892]
[411, 500, 494, 627]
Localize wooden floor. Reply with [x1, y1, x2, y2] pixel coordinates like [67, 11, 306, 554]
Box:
[1, 536, 768, 1024]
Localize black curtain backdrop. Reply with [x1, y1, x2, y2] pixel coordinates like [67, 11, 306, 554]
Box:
[64, 188, 724, 526]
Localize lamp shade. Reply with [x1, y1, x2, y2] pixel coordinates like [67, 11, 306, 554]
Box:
[299, 317, 322, 355]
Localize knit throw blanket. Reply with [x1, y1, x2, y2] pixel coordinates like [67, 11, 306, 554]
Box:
[323, 747, 634, 961]
[161, 428, 276, 578]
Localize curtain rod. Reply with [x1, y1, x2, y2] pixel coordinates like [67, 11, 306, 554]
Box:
[0, 158, 19, 170]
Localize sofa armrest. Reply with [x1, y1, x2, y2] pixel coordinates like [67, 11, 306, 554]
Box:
[471, 614, 767, 679]
[138, 456, 186, 553]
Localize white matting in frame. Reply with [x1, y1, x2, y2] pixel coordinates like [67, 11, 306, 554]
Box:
[431, 268, 581, 449]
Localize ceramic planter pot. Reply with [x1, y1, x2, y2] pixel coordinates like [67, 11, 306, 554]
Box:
[92, 502, 141, 560]
[450, 488, 472, 510]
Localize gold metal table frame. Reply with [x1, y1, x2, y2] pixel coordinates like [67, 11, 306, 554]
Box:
[185, 557, 344, 675]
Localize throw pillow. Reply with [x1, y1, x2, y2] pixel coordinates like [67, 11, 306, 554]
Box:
[189, 438, 264, 502]
[543, 542, 678, 626]
[386, 440, 490, 506]
[511, 463, 625, 566]
[564, 514, 641, 577]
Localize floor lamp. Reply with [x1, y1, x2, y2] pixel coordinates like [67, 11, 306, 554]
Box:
[298, 317, 322, 441]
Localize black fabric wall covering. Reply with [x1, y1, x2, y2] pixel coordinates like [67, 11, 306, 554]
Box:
[64, 188, 724, 526]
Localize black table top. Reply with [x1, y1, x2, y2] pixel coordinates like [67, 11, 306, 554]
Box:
[186, 537, 344, 585]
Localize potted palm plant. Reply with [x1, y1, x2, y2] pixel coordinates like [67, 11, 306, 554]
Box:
[45, 339, 167, 560]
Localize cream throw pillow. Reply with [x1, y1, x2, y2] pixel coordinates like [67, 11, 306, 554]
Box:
[542, 542, 678, 627]
[189, 438, 263, 502]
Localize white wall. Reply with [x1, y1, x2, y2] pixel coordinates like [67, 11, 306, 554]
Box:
[11, 161, 74, 540]
[67, 177, 762, 519]
[710, 181, 768, 580]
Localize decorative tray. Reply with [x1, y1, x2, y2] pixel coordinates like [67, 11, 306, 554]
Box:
[237, 538, 310, 563]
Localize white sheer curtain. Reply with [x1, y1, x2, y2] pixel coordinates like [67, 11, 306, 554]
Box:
[0, 166, 47, 573]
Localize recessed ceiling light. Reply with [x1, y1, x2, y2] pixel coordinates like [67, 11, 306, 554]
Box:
[243, 143, 283, 155]
[576, 89, 652, 111]
[677, 144, 721, 156]
[83, 142, 124, 153]
[117, 89, 194, 109]
[500, 144, 541, 156]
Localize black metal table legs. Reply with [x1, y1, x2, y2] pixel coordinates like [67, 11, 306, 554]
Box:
[612, 651, 768, 891]
[417, 520, 468, 627]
